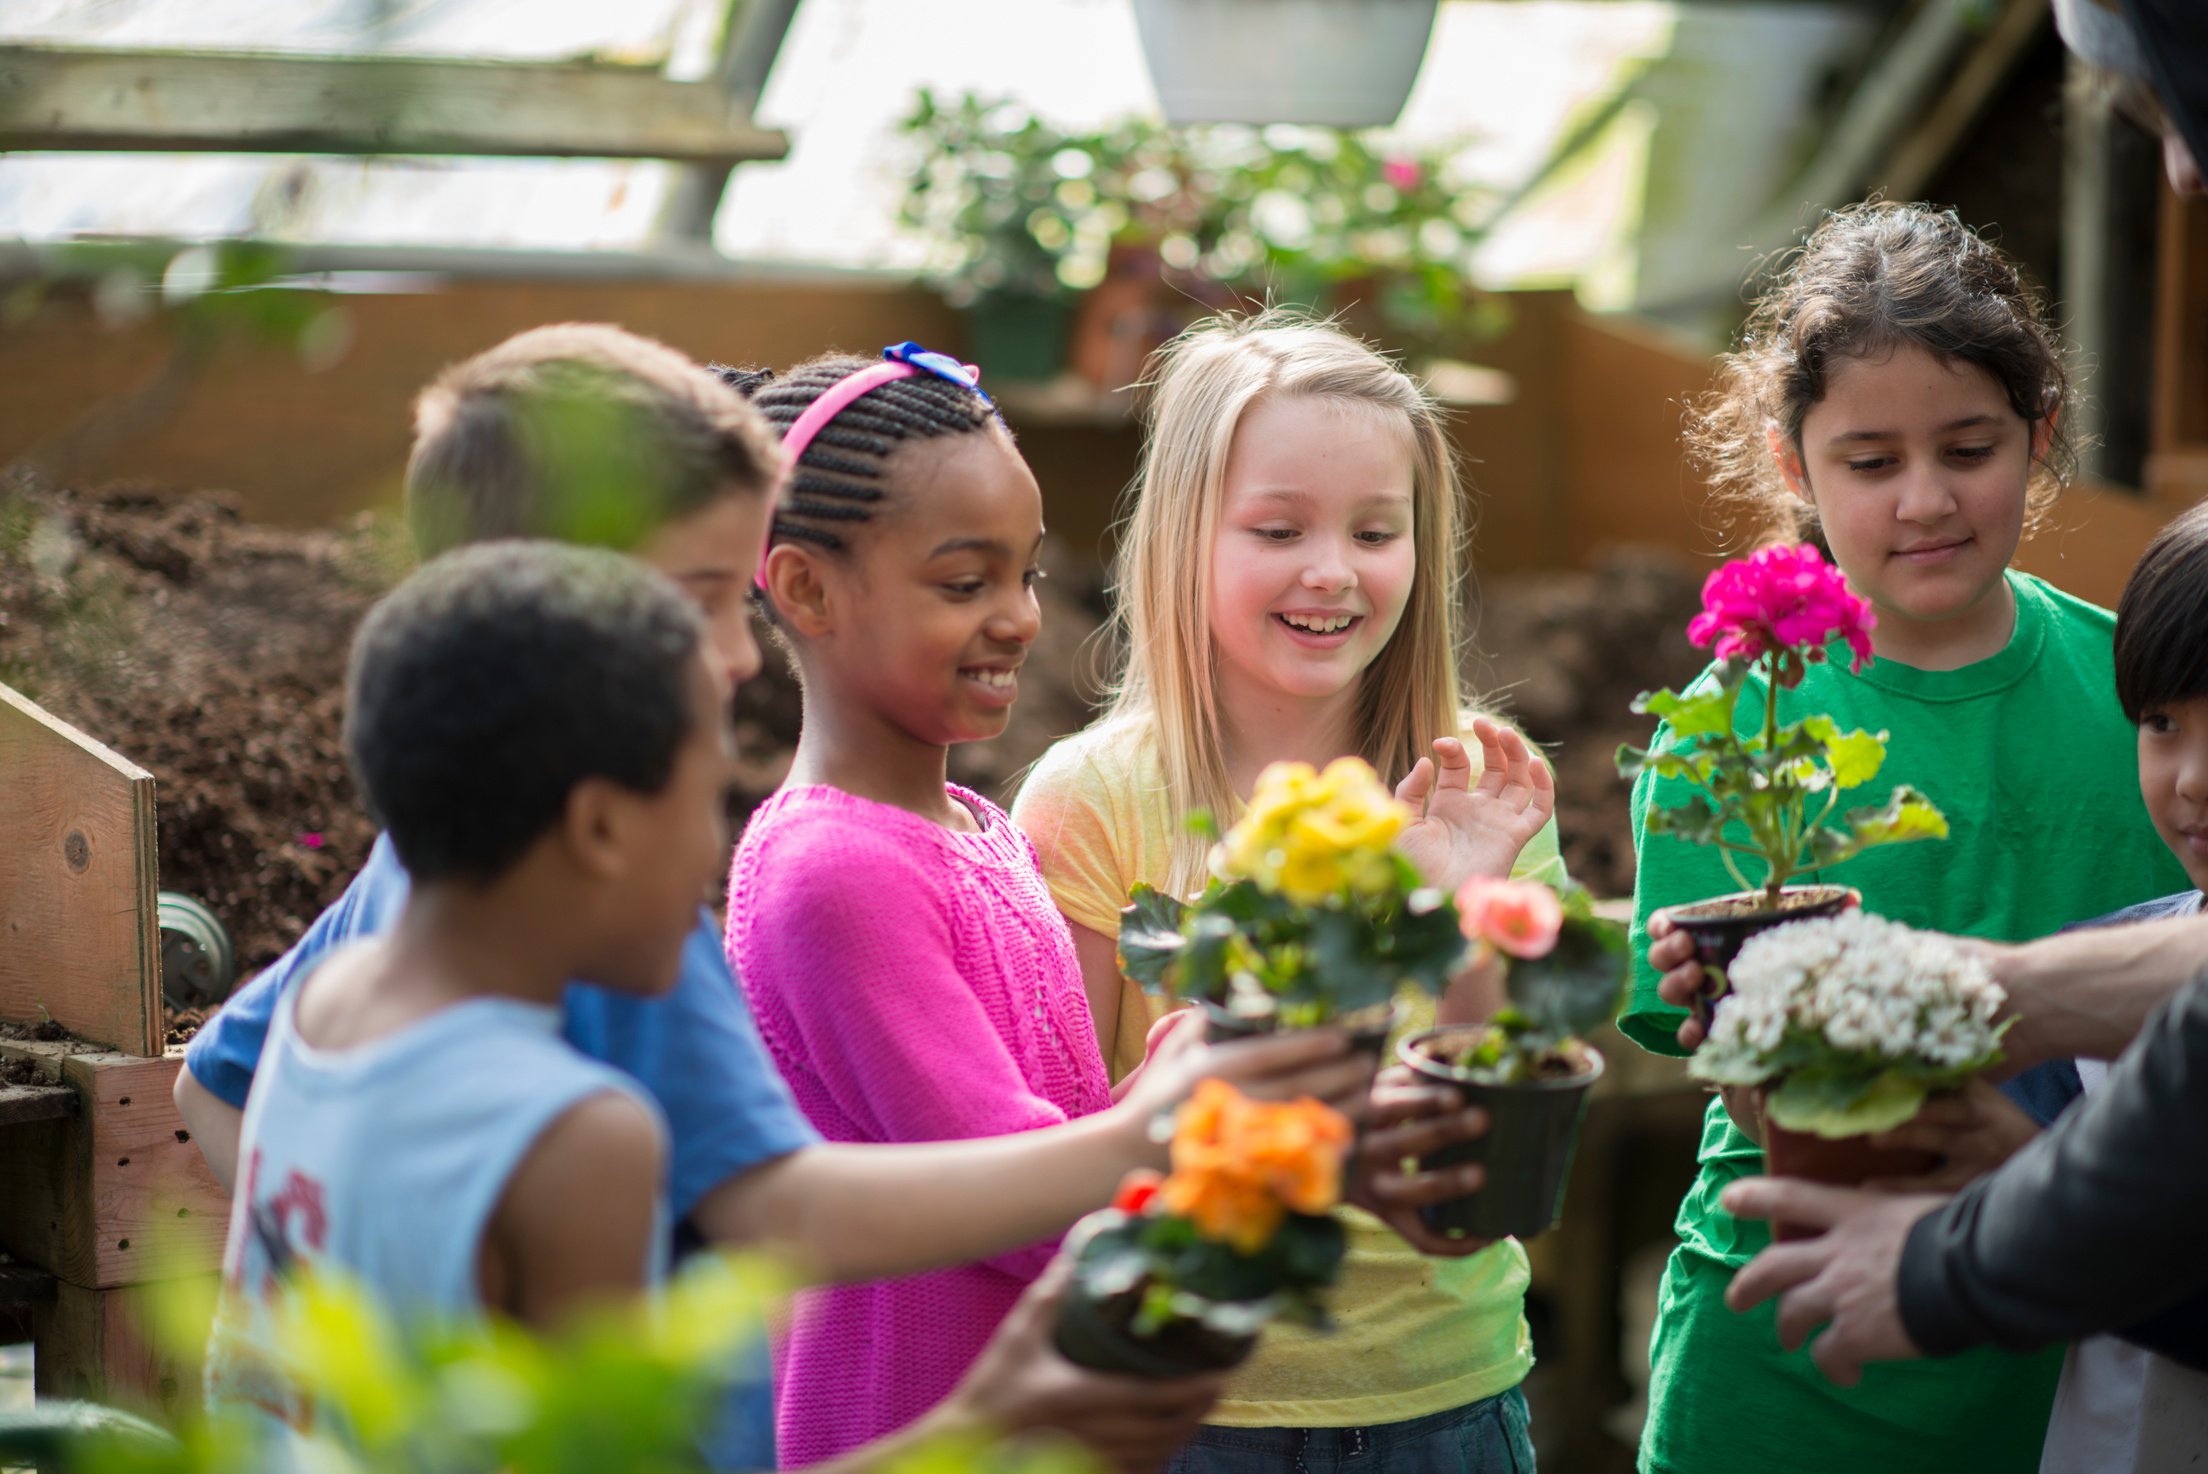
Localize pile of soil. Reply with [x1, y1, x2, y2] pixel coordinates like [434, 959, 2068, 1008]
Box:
[0, 481, 1703, 1003]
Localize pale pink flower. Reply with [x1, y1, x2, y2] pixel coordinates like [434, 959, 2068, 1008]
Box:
[1686, 543, 1875, 674]
[1455, 877, 1563, 960]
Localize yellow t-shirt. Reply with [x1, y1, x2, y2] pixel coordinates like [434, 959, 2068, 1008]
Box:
[1011, 713, 1567, 1429]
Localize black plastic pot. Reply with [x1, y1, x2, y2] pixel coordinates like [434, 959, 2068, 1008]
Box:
[1050, 1213, 1258, 1378]
[1669, 885, 1857, 1026]
[1396, 1025, 1604, 1241]
[1199, 999, 1402, 1059]
[1052, 1276, 1258, 1379]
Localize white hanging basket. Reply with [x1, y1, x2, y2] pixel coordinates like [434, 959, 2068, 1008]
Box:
[1132, 0, 1441, 129]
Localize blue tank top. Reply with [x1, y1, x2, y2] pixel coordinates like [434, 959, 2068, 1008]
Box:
[205, 967, 664, 1452]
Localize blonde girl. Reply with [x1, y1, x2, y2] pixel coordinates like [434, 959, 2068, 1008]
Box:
[1015, 310, 1564, 1473]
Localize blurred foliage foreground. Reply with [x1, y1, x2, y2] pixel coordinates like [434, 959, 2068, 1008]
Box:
[1, 1257, 1091, 1474]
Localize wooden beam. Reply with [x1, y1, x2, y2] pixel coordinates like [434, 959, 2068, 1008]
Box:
[1877, 0, 2050, 201]
[0, 1043, 229, 1291]
[0, 1080, 77, 1128]
[0, 683, 160, 1057]
[0, 44, 790, 164]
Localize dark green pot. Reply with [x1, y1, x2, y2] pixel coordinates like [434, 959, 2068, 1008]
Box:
[964, 294, 1073, 383]
[1397, 1025, 1602, 1241]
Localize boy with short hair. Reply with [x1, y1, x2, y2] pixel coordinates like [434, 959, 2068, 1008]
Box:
[2032, 499, 2208, 1472]
[206, 543, 726, 1448]
[180, 323, 1423, 1472]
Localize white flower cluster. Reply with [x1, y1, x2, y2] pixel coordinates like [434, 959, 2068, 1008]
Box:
[1690, 910, 2006, 1086]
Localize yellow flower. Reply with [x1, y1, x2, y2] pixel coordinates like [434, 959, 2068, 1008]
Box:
[1216, 757, 1407, 904]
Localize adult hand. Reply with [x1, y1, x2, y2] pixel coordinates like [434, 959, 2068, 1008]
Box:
[1120, 1021, 1376, 1138]
[950, 1257, 1224, 1472]
[1719, 1177, 1943, 1386]
[1862, 1079, 2038, 1193]
[1345, 1065, 1496, 1257]
[1394, 721, 1555, 893]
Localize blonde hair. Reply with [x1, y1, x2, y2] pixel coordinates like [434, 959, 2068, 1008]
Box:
[1103, 309, 1468, 892]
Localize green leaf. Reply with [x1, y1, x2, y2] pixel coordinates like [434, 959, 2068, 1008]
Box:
[1842, 786, 1950, 850]
[1823, 727, 1887, 790]
[1505, 913, 1629, 1042]
[1764, 1071, 1929, 1139]
[1633, 683, 1737, 738]
[1117, 884, 1187, 995]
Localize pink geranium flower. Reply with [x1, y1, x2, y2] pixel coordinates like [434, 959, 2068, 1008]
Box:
[1382, 158, 1423, 191]
[1685, 544, 1875, 674]
[1455, 877, 1563, 960]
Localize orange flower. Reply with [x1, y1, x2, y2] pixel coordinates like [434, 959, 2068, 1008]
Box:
[1155, 1081, 1352, 1253]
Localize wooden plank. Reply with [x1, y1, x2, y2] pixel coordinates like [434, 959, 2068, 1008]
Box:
[0, 683, 160, 1057]
[0, 44, 790, 164]
[33, 1277, 209, 1420]
[0, 1081, 76, 1128]
[0, 1044, 229, 1291]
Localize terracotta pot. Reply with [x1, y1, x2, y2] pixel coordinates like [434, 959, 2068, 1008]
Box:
[1760, 1111, 1936, 1243]
[1670, 885, 1857, 1026]
[1200, 999, 1401, 1059]
[1395, 1025, 1603, 1241]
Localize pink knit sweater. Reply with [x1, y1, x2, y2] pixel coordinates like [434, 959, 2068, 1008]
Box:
[724, 783, 1112, 1468]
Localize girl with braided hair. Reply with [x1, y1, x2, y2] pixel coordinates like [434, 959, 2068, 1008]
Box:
[719, 345, 1393, 1467]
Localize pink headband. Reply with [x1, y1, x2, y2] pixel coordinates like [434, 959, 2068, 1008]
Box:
[756, 346, 987, 592]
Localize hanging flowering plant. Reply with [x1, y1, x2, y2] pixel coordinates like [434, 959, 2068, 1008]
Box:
[1687, 911, 2009, 1137]
[1117, 757, 1465, 1025]
[1615, 544, 1948, 908]
[1056, 1080, 1351, 1373]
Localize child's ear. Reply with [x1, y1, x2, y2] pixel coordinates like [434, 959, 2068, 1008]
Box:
[561, 777, 634, 881]
[762, 543, 835, 638]
[1766, 421, 1811, 502]
[2030, 405, 2059, 465]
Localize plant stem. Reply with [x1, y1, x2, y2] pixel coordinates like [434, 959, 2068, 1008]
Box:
[1762, 650, 1783, 909]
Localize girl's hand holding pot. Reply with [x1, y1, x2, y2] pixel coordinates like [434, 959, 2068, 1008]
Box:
[1346, 1064, 1497, 1257]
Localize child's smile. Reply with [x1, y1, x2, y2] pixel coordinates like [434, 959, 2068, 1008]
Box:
[1210, 395, 1416, 712]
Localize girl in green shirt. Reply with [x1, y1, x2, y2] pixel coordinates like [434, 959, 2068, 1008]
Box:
[1626, 201, 2190, 1474]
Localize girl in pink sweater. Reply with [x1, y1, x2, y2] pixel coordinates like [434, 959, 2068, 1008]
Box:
[722, 345, 1117, 1466]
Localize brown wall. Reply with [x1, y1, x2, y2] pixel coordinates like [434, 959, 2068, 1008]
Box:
[0, 271, 2183, 605]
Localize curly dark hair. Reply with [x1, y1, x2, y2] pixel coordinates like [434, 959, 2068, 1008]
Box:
[347, 541, 704, 884]
[1686, 201, 2078, 547]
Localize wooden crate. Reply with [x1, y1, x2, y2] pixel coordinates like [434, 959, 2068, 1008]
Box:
[0, 678, 231, 1417]
[0, 684, 161, 1057]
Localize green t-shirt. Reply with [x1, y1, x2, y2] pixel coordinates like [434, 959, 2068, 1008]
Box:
[1625, 571, 2190, 1474]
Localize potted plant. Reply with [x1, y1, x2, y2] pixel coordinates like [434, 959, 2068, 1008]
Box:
[1615, 543, 1947, 1019]
[1116, 757, 1466, 1048]
[1054, 1079, 1351, 1376]
[1685, 909, 2009, 1238]
[1396, 879, 1629, 1239]
[896, 90, 1098, 382]
[1131, 0, 1441, 128]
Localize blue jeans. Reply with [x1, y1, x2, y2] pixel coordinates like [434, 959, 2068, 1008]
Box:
[1163, 1387, 1535, 1474]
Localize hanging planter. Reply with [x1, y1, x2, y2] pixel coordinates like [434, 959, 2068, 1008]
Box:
[1131, 0, 1440, 128]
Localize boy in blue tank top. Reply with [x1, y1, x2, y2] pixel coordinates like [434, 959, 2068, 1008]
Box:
[181, 325, 1449, 1471]
[207, 541, 725, 1445]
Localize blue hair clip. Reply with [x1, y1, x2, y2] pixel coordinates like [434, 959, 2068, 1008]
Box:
[882, 341, 992, 404]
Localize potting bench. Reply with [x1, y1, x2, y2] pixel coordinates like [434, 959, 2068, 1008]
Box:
[0, 681, 228, 1421]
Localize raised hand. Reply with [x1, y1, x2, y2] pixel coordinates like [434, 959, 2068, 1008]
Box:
[1393, 718, 1556, 893]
